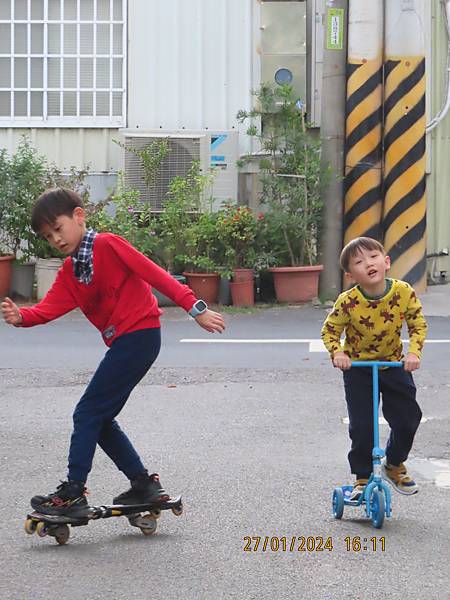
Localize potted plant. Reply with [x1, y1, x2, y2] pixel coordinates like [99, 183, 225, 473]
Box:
[0, 139, 50, 298]
[152, 162, 220, 303]
[0, 138, 94, 299]
[87, 175, 184, 306]
[181, 205, 221, 304]
[237, 84, 325, 302]
[216, 203, 257, 306]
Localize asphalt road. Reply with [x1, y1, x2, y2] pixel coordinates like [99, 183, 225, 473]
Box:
[1, 306, 449, 600]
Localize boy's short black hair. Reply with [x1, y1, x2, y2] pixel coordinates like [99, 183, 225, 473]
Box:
[31, 188, 83, 233]
[340, 237, 385, 272]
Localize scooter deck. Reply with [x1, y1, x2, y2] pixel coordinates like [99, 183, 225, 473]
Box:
[27, 495, 183, 525]
[25, 495, 183, 543]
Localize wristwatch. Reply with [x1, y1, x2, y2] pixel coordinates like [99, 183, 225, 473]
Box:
[188, 299, 208, 317]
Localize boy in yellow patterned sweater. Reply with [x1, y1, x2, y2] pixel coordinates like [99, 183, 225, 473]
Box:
[321, 237, 427, 500]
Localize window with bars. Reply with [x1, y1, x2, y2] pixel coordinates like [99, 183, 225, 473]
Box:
[0, 0, 126, 126]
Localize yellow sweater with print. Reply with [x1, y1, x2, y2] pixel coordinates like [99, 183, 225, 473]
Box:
[321, 279, 427, 361]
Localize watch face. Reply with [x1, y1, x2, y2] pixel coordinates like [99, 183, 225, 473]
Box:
[195, 300, 207, 312]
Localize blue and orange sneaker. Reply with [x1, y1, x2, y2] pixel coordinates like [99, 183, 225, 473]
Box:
[382, 462, 418, 495]
[349, 478, 369, 501]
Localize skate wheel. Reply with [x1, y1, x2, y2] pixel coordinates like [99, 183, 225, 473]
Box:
[150, 508, 161, 519]
[54, 524, 70, 545]
[139, 514, 157, 536]
[36, 521, 49, 538]
[172, 504, 183, 517]
[24, 518, 37, 535]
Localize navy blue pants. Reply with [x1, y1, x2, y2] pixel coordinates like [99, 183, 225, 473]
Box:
[67, 328, 161, 483]
[343, 366, 422, 479]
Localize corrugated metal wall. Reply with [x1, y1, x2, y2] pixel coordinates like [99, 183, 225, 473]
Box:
[0, 0, 259, 172]
[427, 0, 450, 277]
[127, 0, 260, 156]
[0, 127, 122, 172]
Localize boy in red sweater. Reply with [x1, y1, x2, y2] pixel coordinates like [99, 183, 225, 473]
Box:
[1, 188, 225, 516]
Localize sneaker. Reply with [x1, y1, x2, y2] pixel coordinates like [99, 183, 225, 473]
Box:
[30, 480, 89, 516]
[382, 462, 418, 495]
[349, 478, 369, 501]
[113, 472, 170, 506]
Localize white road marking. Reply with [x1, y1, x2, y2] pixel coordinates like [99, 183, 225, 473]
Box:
[180, 338, 319, 344]
[309, 340, 327, 352]
[180, 338, 450, 353]
[408, 458, 450, 489]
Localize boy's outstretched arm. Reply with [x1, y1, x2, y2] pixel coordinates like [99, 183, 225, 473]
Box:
[404, 286, 427, 372]
[194, 309, 225, 334]
[1, 297, 23, 326]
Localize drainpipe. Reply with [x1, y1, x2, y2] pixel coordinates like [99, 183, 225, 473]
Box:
[318, 0, 348, 302]
[426, 0, 450, 133]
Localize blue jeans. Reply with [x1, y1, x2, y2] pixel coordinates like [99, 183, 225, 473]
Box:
[68, 328, 161, 483]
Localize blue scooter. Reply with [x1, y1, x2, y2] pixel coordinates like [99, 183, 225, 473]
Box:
[332, 361, 403, 529]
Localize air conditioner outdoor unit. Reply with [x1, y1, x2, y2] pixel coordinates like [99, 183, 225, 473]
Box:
[121, 132, 210, 211]
[120, 130, 239, 211]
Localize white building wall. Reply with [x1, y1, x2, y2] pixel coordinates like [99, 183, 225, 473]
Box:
[0, 126, 122, 170]
[127, 0, 260, 155]
[0, 0, 260, 182]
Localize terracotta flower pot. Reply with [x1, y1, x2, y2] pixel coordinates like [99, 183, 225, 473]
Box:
[0, 254, 15, 297]
[183, 272, 220, 304]
[232, 268, 254, 283]
[269, 265, 324, 303]
[230, 280, 255, 307]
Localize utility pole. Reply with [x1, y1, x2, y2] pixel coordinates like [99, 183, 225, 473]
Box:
[318, 0, 348, 302]
[343, 1, 384, 245]
[382, 0, 427, 292]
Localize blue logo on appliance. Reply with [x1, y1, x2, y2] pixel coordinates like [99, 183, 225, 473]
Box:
[211, 135, 227, 167]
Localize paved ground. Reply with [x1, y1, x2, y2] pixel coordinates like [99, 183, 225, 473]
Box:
[1, 284, 450, 600]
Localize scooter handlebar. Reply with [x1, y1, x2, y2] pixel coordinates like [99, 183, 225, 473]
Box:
[351, 361, 403, 368]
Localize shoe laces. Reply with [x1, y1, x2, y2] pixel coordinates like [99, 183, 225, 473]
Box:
[54, 480, 88, 498]
[386, 463, 414, 483]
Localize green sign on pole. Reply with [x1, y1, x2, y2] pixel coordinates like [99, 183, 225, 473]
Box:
[326, 8, 344, 50]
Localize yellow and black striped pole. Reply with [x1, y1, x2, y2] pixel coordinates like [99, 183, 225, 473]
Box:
[344, 1, 384, 245]
[382, 1, 427, 291]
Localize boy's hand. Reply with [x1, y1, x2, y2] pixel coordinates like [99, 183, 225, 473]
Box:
[403, 352, 420, 372]
[194, 309, 225, 334]
[1, 297, 23, 326]
[332, 351, 352, 370]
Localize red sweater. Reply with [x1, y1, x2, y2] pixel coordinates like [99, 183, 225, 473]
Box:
[20, 233, 197, 345]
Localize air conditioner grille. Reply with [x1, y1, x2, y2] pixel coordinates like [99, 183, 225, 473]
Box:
[123, 136, 203, 210]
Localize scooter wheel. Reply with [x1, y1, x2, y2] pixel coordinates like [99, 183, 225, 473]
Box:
[54, 524, 70, 545]
[172, 504, 183, 517]
[150, 508, 161, 519]
[36, 521, 49, 538]
[24, 518, 37, 535]
[370, 488, 385, 529]
[332, 488, 344, 519]
[139, 514, 157, 536]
